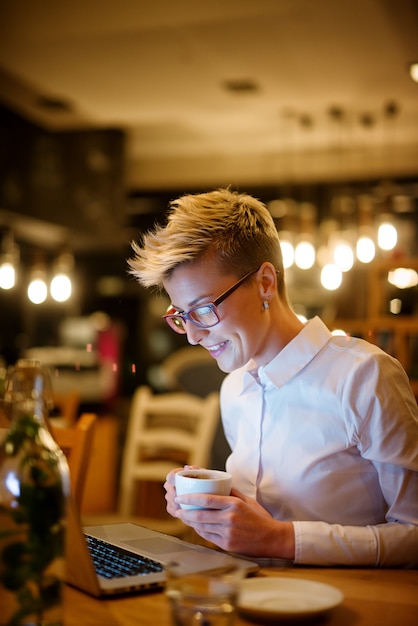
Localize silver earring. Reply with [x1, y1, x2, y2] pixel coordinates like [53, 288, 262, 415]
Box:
[263, 300, 269, 310]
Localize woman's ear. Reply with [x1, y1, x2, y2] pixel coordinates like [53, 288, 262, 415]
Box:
[257, 262, 277, 299]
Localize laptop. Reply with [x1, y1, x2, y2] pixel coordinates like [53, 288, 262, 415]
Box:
[66, 495, 259, 597]
[0, 427, 258, 599]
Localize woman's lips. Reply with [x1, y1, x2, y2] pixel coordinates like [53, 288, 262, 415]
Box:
[207, 341, 227, 357]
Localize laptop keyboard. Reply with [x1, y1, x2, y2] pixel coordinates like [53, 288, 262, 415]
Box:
[85, 534, 164, 579]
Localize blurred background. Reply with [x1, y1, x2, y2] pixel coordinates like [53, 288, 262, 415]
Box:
[0, 1, 417, 518]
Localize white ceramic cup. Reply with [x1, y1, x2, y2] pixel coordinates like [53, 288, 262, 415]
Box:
[175, 468, 232, 510]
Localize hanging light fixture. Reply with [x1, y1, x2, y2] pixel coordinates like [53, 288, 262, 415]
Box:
[279, 231, 295, 269]
[27, 253, 48, 304]
[50, 248, 74, 303]
[387, 268, 418, 289]
[315, 218, 343, 290]
[320, 263, 343, 291]
[50, 273, 72, 302]
[294, 203, 317, 270]
[410, 62, 418, 83]
[273, 199, 297, 269]
[377, 217, 398, 251]
[355, 195, 376, 264]
[0, 261, 15, 290]
[331, 235, 355, 272]
[295, 238, 316, 269]
[356, 235, 376, 263]
[0, 229, 19, 290]
[327, 195, 356, 272]
[28, 272, 48, 304]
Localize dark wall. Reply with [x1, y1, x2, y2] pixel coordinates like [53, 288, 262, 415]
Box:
[0, 105, 125, 243]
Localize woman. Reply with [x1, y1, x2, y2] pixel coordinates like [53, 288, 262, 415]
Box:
[129, 188, 418, 567]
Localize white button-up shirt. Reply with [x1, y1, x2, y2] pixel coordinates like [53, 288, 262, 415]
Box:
[222, 316, 418, 567]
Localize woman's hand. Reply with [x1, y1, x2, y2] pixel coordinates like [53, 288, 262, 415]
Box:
[164, 474, 295, 560]
[164, 465, 200, 518]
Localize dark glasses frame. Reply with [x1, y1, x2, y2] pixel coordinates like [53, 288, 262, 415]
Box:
[163, 267, 259, 334]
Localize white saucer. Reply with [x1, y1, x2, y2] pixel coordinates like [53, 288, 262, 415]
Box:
[237, 576, 344, 622]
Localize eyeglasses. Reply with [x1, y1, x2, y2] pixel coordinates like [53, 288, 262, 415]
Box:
[163, 267, 259, 334]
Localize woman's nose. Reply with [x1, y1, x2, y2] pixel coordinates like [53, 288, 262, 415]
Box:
[184, 321, 206, 346]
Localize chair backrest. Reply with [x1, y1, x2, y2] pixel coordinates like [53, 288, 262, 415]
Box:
[50, 412, 97, 508]
[119, 385, 220, 516]
[161, 346, 226, 397]
[51, 390, 81, 426]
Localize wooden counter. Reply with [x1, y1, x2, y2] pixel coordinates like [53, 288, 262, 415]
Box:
[64, 566, 418, 626]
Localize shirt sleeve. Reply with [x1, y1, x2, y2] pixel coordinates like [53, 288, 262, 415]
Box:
[294, 353, 418, 568]
[293, 521, 418, 567]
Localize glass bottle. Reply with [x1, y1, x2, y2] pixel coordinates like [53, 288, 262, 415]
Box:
[0, 359, 70, 626]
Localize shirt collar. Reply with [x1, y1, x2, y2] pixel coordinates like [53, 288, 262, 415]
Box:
[242, 316, 332, 391]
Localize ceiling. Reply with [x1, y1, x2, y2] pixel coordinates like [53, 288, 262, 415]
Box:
[0, 0, 418, 262]
[1, 0, 418, 193]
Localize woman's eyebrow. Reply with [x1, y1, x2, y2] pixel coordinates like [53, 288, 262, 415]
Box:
[172, 292, 214, 311]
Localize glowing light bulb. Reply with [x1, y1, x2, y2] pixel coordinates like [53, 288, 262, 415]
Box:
[389, 298, 402, 314]
[409, 63, 418, 83]
[280, 240, 294, 268]
[50, 273, 72, 302]
[333, 241, 354, 272]
[0, 262, 16, 289]
[295, 240, 315, 270]
[320, 263, 342, 290]
[388, 268, 418, 289]
[378, 222, 397, 251]
[28, 278, 47, 304]
[356, 236, 375, 263]
[279, 231, 295, 269]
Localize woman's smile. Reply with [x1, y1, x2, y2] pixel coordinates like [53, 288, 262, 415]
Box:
[206, 340, 228, 358]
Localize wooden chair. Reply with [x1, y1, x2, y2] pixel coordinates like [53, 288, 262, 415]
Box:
[81, 386, 220, 537]
[50, 412, 97, 509]
[51, 390, 81, 426]
[118, 385, 220, 516]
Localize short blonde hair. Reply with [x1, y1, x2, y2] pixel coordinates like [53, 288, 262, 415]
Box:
[128, 188, 286, 296]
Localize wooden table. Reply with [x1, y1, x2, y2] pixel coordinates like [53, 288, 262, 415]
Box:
[64, 566, 418, 625]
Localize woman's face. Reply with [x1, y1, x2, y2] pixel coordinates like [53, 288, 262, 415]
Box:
[163, 260, 274, 372]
